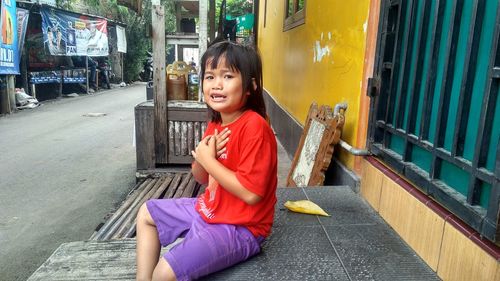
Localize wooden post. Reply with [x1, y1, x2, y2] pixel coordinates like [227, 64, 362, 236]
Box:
[0, 76, 10, 114]
[152, 4, 168, 164]
[199, 0, 208, 57]
[7, 75, 15, 111]
[175, 2, 181, 32]
[58, 70, 63, 98]
[209, 0, 216, 42]
[199, 0, 208, 102]
[121, 52, 124, 83]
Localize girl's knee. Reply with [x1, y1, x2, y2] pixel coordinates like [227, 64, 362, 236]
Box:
[152, 258, 177, 281]
[137, 202, 154, 225]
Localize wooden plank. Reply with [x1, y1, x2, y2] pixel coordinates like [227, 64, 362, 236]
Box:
[173, 173, 192, 198]
[181, 121, 188, 155]
[111, 178, 166, 239]
[27, 240, 137, 281]
[152, 175, 175, 199]
[100, 178, 158, 240]
[174, 121, 181, 156]
[90, 178, 153, 240]
[194, 121, 201, 145]
[202, 122, 207, 136]
[167, 109, 208, 122]
[187, 122, 194, 153]
[153, 4, 168, 164]
[162, 155, 193, 164]
[122, 175, 174, 238]
[164, 173, 185, 198]
[181, 176, 198, 198]
[135, 103, 156, 170]
[27, 239, 184, 281]
[168, 120, 175, 156]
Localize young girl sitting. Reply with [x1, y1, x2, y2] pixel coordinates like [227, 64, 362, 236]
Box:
[136, 41, 278, 281]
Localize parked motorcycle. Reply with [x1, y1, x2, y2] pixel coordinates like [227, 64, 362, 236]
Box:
[140, 52, 153, 82]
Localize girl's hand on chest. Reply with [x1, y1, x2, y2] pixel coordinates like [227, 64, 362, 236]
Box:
[215, 127, 231, 158]
[192, 133, 216, 167]
[193, 129, 231, 167]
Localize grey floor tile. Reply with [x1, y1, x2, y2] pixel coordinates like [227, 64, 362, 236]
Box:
[303, 186, 386, 226]
[201, 226, 350, 281]
[324, 224, 440, 281]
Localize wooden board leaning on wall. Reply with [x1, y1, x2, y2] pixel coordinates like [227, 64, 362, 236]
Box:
[287, 103, 345, 187]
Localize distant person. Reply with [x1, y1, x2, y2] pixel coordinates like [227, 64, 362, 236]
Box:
[87, 57, 97, 89]
[74, 56, 97, 89]
[189, 57, 196, 67]
[135, 41, 278, 280]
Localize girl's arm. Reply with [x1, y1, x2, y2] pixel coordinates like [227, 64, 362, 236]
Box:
[191, 160, 209, 184]
[191, 128, 231, 185]
[192, 133, 261, 205]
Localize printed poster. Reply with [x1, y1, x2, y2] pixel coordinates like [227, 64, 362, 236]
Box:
[0, 0, 19, 74]
[116, 25, 126, 53]
[40, 6, 108, 56]
[16, 7, 28, 54]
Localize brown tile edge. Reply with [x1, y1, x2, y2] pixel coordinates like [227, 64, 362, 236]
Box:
[365, 156, 500, 261]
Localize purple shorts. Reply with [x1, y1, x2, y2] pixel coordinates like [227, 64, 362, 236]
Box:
[146, 198, 263, 281]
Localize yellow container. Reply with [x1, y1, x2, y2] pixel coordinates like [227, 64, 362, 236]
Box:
[167, 74, 187, 100]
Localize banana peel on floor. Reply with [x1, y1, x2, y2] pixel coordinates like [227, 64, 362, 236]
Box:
[284, 200, 330, 217]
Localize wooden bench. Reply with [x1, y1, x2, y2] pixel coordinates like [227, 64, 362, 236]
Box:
[29, 68, 89, 98]
[89, 172, 203, 241]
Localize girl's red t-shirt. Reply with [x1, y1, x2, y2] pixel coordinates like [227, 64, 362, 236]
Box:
[195, 110, 278, 238]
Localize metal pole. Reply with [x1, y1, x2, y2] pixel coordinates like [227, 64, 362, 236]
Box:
[85, 56, 89, 94]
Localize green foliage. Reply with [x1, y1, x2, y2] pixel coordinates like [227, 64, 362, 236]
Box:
[121, 8, 150, 82]
[224, 0, 253, 17]
[215, 0, 253, 24]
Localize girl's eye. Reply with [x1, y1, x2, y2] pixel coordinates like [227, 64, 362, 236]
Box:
[204, 75, 214, 80]
[224, 74, 234, 79]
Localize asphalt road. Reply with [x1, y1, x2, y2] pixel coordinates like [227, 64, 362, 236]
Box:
[0, 84, 146, 281]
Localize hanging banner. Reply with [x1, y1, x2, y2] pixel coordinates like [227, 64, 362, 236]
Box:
[16, 7, 28, 54]
[40, 6, 109, 56]
[0, 0, 19, 74]
[116, 25, 126, 53]
[38, 0, 56, 6]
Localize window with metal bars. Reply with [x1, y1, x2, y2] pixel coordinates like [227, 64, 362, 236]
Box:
[369, 0, 500, 242]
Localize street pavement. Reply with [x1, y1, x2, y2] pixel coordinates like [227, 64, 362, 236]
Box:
[0, 84, 147, 281]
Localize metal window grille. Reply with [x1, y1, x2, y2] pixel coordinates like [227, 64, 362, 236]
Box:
[369, 0, 500, 242]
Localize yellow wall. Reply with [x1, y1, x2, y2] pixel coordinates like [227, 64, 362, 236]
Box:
[361, 159, 500, 281]
[258, 0, 371, 168]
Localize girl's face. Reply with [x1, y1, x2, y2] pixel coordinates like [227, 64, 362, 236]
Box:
[203, 56, 249, 122]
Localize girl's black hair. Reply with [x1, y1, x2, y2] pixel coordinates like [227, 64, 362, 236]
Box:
[200, 41, 267, 123]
